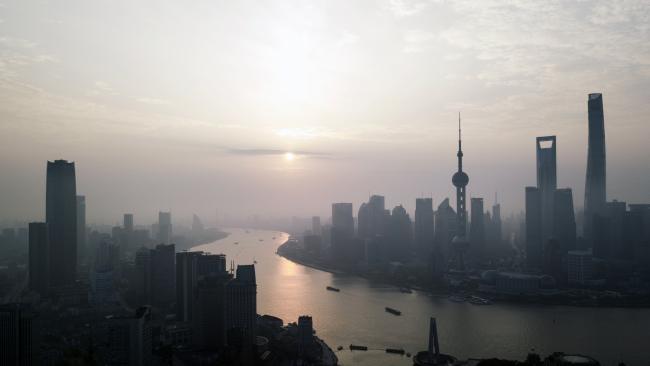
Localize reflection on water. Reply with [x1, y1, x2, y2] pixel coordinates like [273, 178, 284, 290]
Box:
[192, 228, 650, 366]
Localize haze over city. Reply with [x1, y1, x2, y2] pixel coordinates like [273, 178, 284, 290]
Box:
[2, 0, 650, 224]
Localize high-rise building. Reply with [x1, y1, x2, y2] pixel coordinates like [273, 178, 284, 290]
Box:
[553, 188, 577, 253]
[134, 247, 152, 306]
[106, 306, 152, 366]
[158, 211, 172, 244]
[0, 303, 38, 366]
[387, 205, 413, 261]
[488, 196, 503, 252]
[525, 186, 543, 269]
[123, 214, 134, 232]
[193, 273, 231, 349]
[332, 203, 354, 236]
[584, 93, 607, 244]
[414, 198, 434, 256]
[226, 265, 257, 346]
[46, 159, 78, 287]
[536, 136, 557, 243]
[29, 222, 49, 295]
[151, 244, 175, 307]
[76, 195, 86, 264]
[331, 203, 354, 263]
[197, 253, 227, 276]
[469, 198, 485, 261]
[176, 252, 201, 322]
[433, 198, 456, 265]
[298, 315, 314, 355]
[311, 216, 321, 236]
[567, 250, 594, 285]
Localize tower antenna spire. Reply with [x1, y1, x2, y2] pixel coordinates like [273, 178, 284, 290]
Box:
[458, 112, 462, 150]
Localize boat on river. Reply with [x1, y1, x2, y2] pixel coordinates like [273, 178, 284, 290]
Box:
[326, 286, 340, 292]
[468, 296, 492, 305]
[385, 307, 402, 316]
[400, 287, 413, 294]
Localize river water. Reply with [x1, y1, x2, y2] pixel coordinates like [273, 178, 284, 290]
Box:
[191, 228, 650, 366]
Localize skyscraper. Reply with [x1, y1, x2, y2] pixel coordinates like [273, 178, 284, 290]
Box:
[158, 211, 172, 244]
[584, 93, 607, 243]
[414, 198, 434, 256]
[387, 205, 413, 261]
[123, 214, 134, 232]
[331, 203, 354, 237]
[226, 265, 257, 346]
[536, 136, 557, 243]
[358, 195, 387, 239]
[331, 203, 354, 263]
[28, 222, 49, 294]
[553, 188, 577, 254]
[46, 159, 77, 287]
[106, 306, 152, 366]
[76, 195, 86, 264]
[525, 186, 543, 269]
[469, 198, 485, 261]
[151, 243, 175, 307]
[0, 303, 38, 366]
[176, 251, 200, 322]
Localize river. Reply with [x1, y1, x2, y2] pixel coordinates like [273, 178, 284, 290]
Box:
[191, 228, 650, 366]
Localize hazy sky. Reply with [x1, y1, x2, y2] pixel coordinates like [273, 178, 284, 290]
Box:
[1, 0, 649, 225]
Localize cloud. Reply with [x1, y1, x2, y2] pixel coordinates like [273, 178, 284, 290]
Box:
[135, 97, 169, 105]
[387, 0, 431, 17]
[225, 148, 331, 158]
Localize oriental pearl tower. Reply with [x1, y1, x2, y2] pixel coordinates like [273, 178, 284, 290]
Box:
[451, 113, 470, 272]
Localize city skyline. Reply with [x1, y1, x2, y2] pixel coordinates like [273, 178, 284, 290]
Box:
[2, 1, 650, 223]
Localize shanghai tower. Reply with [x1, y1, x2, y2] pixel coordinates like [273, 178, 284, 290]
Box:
[46, 160, 78, 287]
[584, 93, 606, 243]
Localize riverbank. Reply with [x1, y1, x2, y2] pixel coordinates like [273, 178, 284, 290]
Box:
[276, 240, 650, 308]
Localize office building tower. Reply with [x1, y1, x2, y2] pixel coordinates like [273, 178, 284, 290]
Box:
[124, 214, 134, 232]
[415, 198, 434, 256]
[526, 187, 543, 269]
[298, 315, 314, 355]
[197, 253, 227, 276]
[584, 93, 607, 243]
[536, 136, 557, 243]
[433, 198, 456, 263]
[470, 198, 485, 261]
[387, 205, 413, 261]
[0, 303, 38, 366]
[158, 211, 172, 244]
[28, 222, 49, 295]
[46, 159, 77, 287]
[312, 216, 321, 236]
[176, 252, 200, 322]
[593, 200, 626, 260]
[451, 114, 470, 270]
[193, 272, 231, 349]
[151, 244, 175, 307]
[553, 188, 577, 253]
[134, 247, 152, 306]
[331, 203, 354, 237]
[76, 195, 86, 264]
[106, 306, 152, 366]
[91, 241, 118, 304]
[363, 195, 387, 238]
[331, 203, 354, 263]
[488, 195, 503, 251]
[226, 265, 257, 346]
[567, 250, 594, 285]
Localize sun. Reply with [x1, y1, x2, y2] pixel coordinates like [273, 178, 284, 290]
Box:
[284, 152, 295, 161]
